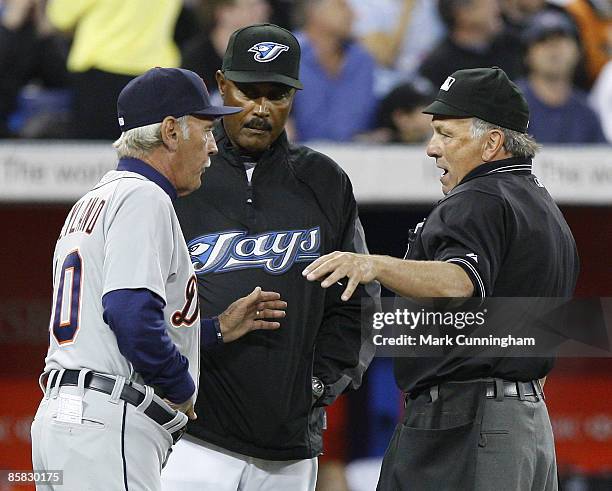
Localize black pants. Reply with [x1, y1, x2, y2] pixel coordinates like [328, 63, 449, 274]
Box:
[70, 69, 135, 140]
[377, 381, 558, 491]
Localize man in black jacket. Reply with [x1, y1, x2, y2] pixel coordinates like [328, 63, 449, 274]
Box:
[304, 67, 579, 490]
[162, 23, 379, 491]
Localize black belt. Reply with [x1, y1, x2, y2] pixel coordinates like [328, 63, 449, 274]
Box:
[407, 379, 544, 405]
[484, 380, 543, 400]
[51, 369, 186, 443]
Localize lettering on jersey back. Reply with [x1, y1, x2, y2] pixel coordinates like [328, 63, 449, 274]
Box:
[187, 228, 321, 275]
[171, 275, 199, 327]
[59, 197, 106, 239]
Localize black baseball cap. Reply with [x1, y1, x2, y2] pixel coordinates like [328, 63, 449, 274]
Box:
[422, 67, 530, 133]
[117, 67, 242, 132]
[222, 23, 303, 89]
[522, 10, 578, 45]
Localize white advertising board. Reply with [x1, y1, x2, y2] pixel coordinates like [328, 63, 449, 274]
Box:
[0, 141, 610, 205]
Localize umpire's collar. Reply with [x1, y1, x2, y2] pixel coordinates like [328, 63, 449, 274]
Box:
[117, 157, 177, 200]
[458, 156, 532, 188]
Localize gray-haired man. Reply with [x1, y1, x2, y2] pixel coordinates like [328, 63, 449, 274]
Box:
[304, 67, 579, 490]
[31, 67, 286, 491]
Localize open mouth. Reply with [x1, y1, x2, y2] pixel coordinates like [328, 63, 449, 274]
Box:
[437, 166, 449, 177]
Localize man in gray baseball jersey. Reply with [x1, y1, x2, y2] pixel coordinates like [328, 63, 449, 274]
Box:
[31, 67, 287, 491]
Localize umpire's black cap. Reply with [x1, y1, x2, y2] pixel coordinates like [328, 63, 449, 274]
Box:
[422, 67, 530, 133]
[222, 23, 303, 89]
[117, 67, 241, 132]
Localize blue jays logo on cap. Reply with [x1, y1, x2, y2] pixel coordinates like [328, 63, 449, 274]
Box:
[248, 42, 289, 63]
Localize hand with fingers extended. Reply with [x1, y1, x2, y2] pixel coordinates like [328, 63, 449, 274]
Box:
[302, 251, 377, 301]
[218, 286, 287, 343]
[165, 397, 197, 420]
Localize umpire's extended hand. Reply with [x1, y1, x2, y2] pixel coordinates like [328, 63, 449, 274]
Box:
[302, 251, 375, 301]
[218, 287, 287, 343]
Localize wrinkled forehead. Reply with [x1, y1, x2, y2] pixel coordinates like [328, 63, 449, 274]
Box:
[431, 115, 473, 130]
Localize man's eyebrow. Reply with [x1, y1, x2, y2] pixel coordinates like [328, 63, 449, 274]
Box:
[432, 122, 447, 131]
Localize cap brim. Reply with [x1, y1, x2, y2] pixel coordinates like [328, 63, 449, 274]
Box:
[192, 105, 243, 117]
[224, 70, 303, 90]
[422, 99, 473, 117]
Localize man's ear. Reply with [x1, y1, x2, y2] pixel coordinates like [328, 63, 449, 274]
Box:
[216, 70, 226, 97]
[482, 129, 505, 162]
[160, 116, 180, 151]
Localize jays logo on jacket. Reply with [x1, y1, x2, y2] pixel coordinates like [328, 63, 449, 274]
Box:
[187, 227, 321, 275]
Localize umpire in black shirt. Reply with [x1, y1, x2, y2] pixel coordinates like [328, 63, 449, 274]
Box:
[304, 67, 579, 490]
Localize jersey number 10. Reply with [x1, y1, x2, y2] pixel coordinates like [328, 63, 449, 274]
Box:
[51, 250, 83, 345]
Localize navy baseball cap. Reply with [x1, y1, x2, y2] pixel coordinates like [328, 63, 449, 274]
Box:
[117, 67, 242, 132]
[522, 10, 578, 45]
[222, 24, 303, 89]
[422, 67, 530, 133]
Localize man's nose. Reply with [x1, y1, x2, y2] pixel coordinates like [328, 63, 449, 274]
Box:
[253, 97, 270, 116]
[207, 136, 218, 155]
[426, 137, 439, 158]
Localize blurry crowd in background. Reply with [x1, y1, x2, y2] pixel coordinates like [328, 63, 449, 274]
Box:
[1, 0, 611, 145]
[1, 2, 611, 491]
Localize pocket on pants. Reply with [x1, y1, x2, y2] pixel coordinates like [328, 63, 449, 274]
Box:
[478, 429, 509, 448]
[399, 418, 480, 490]
[50, 413, 106, 429]
[379, 394, 485, 491]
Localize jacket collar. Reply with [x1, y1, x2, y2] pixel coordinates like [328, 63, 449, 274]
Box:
[116, 157, 177, 200]
[457, 156, 532, 187]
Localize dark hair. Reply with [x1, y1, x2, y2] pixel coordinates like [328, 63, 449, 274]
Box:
[438, 0, 473, 30]
[197, 0, 237, 29]
[377, 81, 435, 129]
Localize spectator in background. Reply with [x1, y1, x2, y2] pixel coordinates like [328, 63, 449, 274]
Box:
[46, 0, 183, 140]
[0, 0, 69, 138]
[267, 0, 295, 28]
[292, 0, 377, 142]
[174, 1, 207, 54]
[359, 81, 435, 143]
[518, 10, 607, 143]
[589, 59, 612, 142]
[377, 81, 435, 144]
[564, 0, 612, 87]
[419, 0, 524, 89]
[182, 0, 271, 94]
[500, 0, 592, 89]
[501, 0, 549, 35]
[348, 0, 445, 96]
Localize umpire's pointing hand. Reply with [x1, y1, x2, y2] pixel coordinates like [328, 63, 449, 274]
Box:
[218, 287, 287, 343]
[302, 251, 376, 301]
